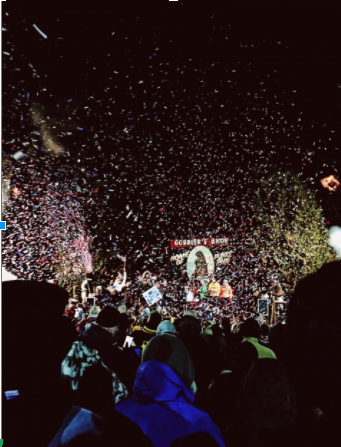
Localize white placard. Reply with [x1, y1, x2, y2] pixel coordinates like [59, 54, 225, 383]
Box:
[143, 286, 163, 306]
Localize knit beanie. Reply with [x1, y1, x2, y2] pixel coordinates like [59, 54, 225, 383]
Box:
[156, 320, 176, 335]
[142, 334, 195, 387]
[146, 310, 162, 331]
[183, 310, 199, 320]
[97, 305, 121, 328]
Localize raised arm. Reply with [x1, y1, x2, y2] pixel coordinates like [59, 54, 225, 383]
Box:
[121, 256, 127, 286]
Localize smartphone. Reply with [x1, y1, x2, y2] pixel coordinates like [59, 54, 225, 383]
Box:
[124, 335, 134, 348]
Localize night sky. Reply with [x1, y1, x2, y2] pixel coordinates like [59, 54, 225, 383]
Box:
[2, 5, 341, 281]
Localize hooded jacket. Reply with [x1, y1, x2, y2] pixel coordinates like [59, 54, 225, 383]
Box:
[115, 360, 225, 447]
[48, 406, 154, 447]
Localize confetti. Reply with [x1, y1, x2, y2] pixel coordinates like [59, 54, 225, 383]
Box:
[1, 12, 339, 324]
[32, 24, 48, 39]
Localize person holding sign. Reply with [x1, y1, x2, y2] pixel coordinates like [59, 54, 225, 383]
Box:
[138, 271, 155, 292]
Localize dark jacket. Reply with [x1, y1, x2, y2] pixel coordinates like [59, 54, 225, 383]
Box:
[81, 323, 115, 349]
[80, 323, 122, 374]
[81, 323, 141, 390]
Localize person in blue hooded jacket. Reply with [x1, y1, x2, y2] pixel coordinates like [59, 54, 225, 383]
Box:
[115, 334, 225, 447]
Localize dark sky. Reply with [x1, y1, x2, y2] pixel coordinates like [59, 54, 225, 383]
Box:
[3, 5, 341, 230]
[4, 5, 341, 185]
[4, 5, 341, 114]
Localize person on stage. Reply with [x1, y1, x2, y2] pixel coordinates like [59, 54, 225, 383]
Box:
[268, 278, 285, 324]
[220, 279, 233, 300]
[200, 279, 208, 299]
[113, 256, 127, 293]
[138, 271, 155, 291]
[208, 277, 221, 297]
[81, 278, 90, 303]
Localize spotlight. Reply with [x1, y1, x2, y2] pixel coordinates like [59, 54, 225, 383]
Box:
[329, 226, 341, 257]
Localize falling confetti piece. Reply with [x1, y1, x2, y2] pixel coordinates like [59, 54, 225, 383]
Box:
[32, 24, 48, 39]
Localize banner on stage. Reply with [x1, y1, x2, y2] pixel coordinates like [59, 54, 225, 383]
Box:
[169, 237, 232, 280]
[170, 237, 229, 248]
[143, 286, 163, 306]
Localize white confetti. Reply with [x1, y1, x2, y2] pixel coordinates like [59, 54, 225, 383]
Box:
[32, 24, 48, 39]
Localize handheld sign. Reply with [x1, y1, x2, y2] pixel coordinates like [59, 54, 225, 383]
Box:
[143, 286, 163, 306]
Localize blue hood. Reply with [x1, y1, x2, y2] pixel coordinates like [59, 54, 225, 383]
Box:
[133, 360, 195, 404]
[116, 360, 225, 447]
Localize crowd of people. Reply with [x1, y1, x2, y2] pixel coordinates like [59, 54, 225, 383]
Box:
[63, 255, 287, 331]
[3, 9, 341, 447]
[4, 260, 341, 446]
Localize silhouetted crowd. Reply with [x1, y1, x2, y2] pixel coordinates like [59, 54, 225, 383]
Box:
[3, 260, 341, 447]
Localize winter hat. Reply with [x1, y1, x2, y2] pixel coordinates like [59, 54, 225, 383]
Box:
[156, 320, 176, 335]
[97, 305, 121, 328]
[241, 318, 261, 339]
[179, 311, 201, 333]
[87, 306, 101, 319]
[142, 334, 195, 387]
[146, 310, 162, 331]
[183, 310, 199, 320]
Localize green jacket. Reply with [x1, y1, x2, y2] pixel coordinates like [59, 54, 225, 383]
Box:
[200, 284, 207, 299]
[243, 337, 276, 359]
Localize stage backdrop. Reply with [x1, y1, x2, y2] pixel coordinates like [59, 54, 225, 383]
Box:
[169, 237, 231, 280]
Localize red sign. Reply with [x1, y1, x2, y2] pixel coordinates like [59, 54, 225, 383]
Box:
[170, 237, 229, 248]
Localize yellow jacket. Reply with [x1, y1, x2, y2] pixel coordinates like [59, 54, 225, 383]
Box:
[208, 282, 221, 297]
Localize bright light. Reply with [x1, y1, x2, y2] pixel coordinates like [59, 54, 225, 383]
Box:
[186, 291, 194, 302]
[329, 226, 341, 258]
[2, 268, 18, 282]
[320, 175, 340, 192]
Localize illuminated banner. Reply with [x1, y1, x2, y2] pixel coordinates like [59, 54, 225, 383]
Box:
[170, 237, 229, 248]
[169, 237, 232, 280]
